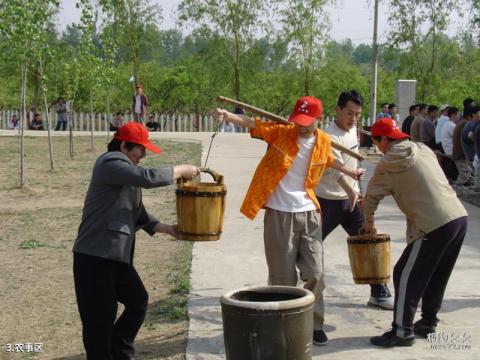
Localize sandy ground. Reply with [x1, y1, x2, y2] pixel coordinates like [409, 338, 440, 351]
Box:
[0, 135, 201, 359]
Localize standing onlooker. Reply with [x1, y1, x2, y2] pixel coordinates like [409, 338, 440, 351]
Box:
[131, 85, 148, 123]
[30, 113, 44, 130]
[145, 115, 159, 131]
[401, 105, 419, 135]
[420, 105, 439, 150]
[440, 107, 460, 157]
[233, 107, 245, 133]
[219, 119, 236, 133]
[461, 106, 480, 163]
[110, 112, 124, 132]
[452, 107, 475, 186]
[377, 103, 390, 119]
[435, 104, 449, 150]
[410, 104, 428, 142]
[474, 125, 480, 191]
[55, 97, 68, 131]
[439, 107, 460, 181]
[461, 98, 475, 119]
[387, 103, 397, 121]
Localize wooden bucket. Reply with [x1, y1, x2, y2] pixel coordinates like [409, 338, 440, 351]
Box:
[347, 232, 391, 284]
[176, 168, 226, 241]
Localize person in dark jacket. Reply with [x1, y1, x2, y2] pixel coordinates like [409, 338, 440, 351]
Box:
[30, 113, 44, 130]
[131, 85, 148, 123]
[401, 105, 419, 135]
[73, 122, 199, 360]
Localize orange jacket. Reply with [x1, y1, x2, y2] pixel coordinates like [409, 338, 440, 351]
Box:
[240, 119, 335, 220]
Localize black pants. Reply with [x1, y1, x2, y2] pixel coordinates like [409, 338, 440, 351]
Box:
[55, 120, 67, 131]
[319, 197, 390, 297]
[392, 216, 467, 337]
[73, 253, 148, 360]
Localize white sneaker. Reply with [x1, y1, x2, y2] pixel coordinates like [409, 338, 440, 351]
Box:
[368, 296, 394, 310]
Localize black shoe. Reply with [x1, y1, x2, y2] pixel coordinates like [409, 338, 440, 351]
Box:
[370, 283, 392, 298]
[414, 318, 438, 338]
[370, 330, 415, 347]
[313, 329, 328, 345]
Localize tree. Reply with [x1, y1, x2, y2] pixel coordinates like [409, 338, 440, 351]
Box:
[99, 0, 162, 86]
[276, 0, 334, 95]
[178, 0, 269, 100]
[0, 0, 58, 186]
[387, 0, 460, 101]
[76, 0, 104, 149]
[470, 0, 480, 44]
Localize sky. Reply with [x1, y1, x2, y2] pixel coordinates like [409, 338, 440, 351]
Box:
[56, 0, 463, 45]
[56, 0, 389, 45]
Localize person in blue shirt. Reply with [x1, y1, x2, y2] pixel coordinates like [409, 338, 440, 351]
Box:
[461, 106, 480, 162]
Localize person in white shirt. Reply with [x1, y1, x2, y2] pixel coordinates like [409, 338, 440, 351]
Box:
[7, 114, 20, 129]
[316, 90, 394, 310]
[439, 107, 460, 181]
[219, 120, 236, 133]
[440, 107, 460, 157]
[435, 104, 450, 150]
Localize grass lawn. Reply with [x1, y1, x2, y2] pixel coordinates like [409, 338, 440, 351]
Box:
[0, 135, 201, 359]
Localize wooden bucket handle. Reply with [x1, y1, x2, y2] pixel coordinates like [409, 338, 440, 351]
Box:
[358, 227, 377, 237]
[199, 168, 224, 185]
[177, 168, 224, 185]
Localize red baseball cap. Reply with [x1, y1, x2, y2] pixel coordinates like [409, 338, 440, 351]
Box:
[116, 122, 161, 153]
[288, 96, 323, 126]
[371, 118, 409, 140]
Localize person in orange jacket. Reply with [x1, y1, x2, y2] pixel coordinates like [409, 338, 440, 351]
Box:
[215, 96, 364, 345]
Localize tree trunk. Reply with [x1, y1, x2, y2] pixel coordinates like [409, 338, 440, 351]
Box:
[20, 63, 27, 188]
[31, 62, 42, 112]
[133, 57, 139, 88]
[233, 29, 241, 101]
[69, 101, 75, 159]
[40, 60, 54, 170]
[106, 91, 111, 142]
[304, 65, 310, 96]
[90, 89, 94, 149]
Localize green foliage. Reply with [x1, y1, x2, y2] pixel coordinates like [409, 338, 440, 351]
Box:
[98, 0, 162, 85]
[1, 1, 480, 116]
[178, 0, 270, 100]
[276, 0, 334, 95]
[19, 239, 47, 249]
[146, 243, 193, 322]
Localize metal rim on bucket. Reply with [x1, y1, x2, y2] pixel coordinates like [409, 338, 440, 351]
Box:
[220, 285, 314, 311]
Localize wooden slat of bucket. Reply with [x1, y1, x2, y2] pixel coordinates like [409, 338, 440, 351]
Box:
[176, 181, 226, 241]
[347, 234, 391, 284]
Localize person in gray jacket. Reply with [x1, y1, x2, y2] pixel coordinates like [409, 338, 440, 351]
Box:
[362, 118, 468, 347]
[73, 122, 199, 360]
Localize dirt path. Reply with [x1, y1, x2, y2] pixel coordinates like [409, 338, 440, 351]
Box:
[0, 136, 201, 359]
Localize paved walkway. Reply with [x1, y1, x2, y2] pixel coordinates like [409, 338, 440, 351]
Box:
[3, 130, 478, 359]
[173, 132, 479, 360]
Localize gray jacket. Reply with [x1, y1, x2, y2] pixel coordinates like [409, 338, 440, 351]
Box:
[73, 151, 174, 264]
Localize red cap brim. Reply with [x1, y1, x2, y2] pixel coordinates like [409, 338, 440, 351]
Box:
[142, 141, 162, 154]
[385, 129, 410, 140]
[288, 114, 316, 127]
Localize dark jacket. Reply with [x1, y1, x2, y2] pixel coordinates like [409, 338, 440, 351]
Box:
[452, 120, 468, 161]
[401, 115, 415, 135]
[132, 94, 148, 116]
[73, 151, 173, 264]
